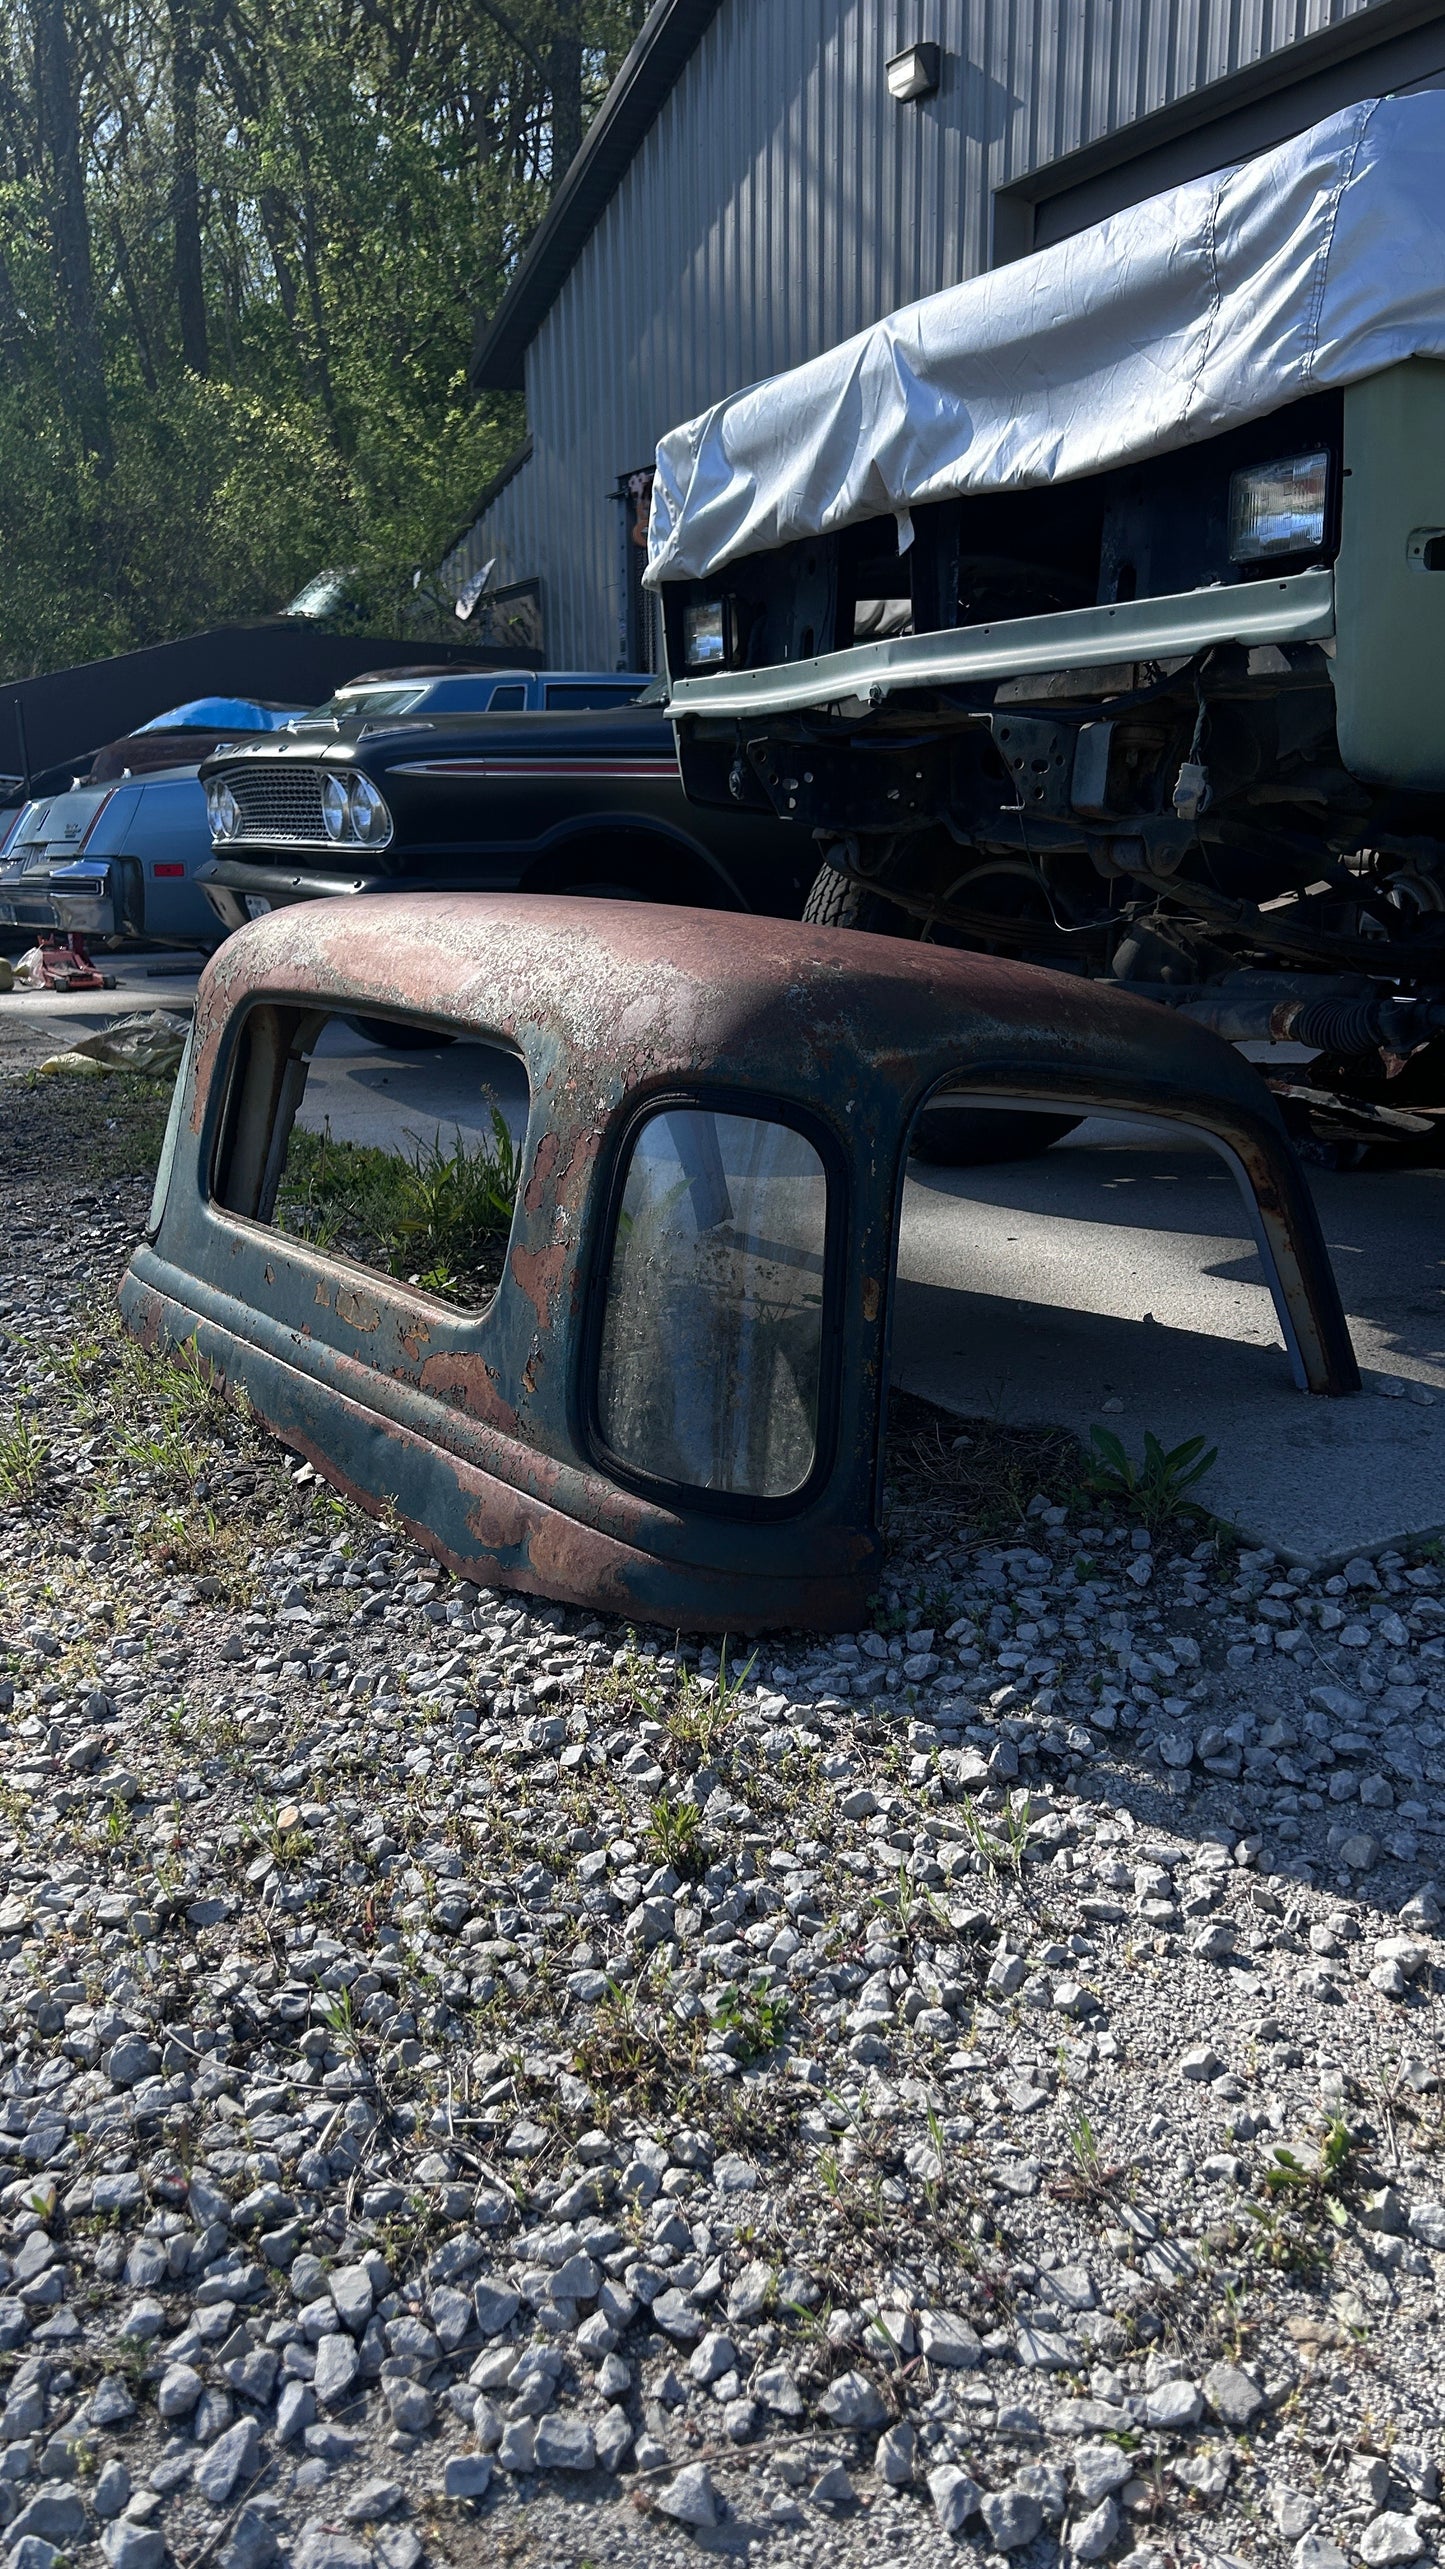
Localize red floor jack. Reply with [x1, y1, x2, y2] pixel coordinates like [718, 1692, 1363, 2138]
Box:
[32, 931, 114, 992]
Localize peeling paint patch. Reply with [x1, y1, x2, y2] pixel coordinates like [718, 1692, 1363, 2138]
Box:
[335, 1286, 382, 1333]
[511, 1242, 567, 1336]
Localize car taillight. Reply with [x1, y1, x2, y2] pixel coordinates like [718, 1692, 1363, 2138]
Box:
[152, 863, 185, 878]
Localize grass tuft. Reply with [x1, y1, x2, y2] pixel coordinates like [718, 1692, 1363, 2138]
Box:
[0, 1415, 49, 1505]
[1081, 1425, 1218, 1529]
[275, 1114, 519, 1304]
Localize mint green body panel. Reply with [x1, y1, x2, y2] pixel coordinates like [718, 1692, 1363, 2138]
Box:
[1334, 361, 1445, 790]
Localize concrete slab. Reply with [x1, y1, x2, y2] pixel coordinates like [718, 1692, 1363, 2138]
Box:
[892, 1119, 1445, 1566]
[296, 1024, 529, 1149]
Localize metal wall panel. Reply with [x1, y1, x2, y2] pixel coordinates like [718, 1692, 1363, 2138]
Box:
[472, 0, 1388, 668]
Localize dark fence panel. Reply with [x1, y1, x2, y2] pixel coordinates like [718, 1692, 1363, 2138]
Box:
[2, 622, 542, 784]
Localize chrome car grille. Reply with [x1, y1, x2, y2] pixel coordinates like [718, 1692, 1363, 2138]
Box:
[223, 765, 330, 845]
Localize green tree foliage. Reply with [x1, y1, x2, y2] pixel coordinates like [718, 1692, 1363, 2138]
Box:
[0, 0, 645, 676]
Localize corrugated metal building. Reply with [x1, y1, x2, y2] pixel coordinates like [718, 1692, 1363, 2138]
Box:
[461, 0, 1445, 671]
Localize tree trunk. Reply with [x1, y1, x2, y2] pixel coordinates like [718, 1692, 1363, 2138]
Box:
[547, 0, 583, 186]
[167, 0, 208, 375]
[31, 0, 111, 466]
[292, 128, 340, 443]
[257, 181, 330, 415]
[110, 213, 158, 393]
[0, 242, 28, 382]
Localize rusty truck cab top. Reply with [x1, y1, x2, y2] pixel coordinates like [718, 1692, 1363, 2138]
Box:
[123, 895, 1355, 1629]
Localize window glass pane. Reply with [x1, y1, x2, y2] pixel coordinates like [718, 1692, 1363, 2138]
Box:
[597, 1109, 827, 1497]
[543, 681, 647, 710]
[486, 684, 527, 710]
[415, 679, 507, 712]
[218, 1010, 525, 1310]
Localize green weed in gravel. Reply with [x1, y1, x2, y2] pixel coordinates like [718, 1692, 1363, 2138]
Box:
[710, 1979, 791, 2064]
[275, 1114, 519, 1302]
[0, 1415, 48, 1504]
[1081, 1424, 1219, 1528]
[642, 1792, 707, 1880]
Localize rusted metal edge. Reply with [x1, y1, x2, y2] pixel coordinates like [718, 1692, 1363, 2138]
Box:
[119, 1271, 878, 1633]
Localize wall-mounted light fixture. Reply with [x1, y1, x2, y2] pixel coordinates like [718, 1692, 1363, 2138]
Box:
[886, 40, 941, 101]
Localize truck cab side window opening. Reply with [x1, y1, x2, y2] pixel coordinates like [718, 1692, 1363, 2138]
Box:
[212, 1006, 526, 1312]
[595, 1107, 829, 1500]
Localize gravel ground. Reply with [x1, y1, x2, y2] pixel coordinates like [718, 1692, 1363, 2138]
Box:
[1, 1044, 1444, 2569]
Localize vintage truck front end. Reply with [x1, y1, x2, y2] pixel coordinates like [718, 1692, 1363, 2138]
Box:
[657, 94, 1445, 1156]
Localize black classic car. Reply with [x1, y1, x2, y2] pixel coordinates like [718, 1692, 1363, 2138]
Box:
[198, 684, 812, 930]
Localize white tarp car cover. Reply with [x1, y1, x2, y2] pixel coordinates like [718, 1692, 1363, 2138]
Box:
[646, 91, 1445, 588]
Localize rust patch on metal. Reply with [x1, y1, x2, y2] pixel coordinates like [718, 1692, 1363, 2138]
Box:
[523, 1128, 560, 1215]
[314, 1279, 330, 1307]
[419, 1350, 520, 1437]
[511, 1241, 567, 1336]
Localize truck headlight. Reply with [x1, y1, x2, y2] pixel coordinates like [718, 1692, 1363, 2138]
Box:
[206, 780, 241, 840]
[683, 598, 728, 669]
[1228, 451, 1330, 563]
[346, 775, 393, 848]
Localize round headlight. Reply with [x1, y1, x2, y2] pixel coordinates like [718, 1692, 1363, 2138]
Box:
[322, 774, 351, 842]
[346, 774, 393, 849]
[207, 780, 240, 841]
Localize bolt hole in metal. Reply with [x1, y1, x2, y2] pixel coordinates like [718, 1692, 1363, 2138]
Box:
[1406, 527, 1445, 571]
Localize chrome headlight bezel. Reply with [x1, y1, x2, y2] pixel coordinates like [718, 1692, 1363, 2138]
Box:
[346, 774, 393, 849]
[206, 779, 241, 841]
[321, 774, 351, 842]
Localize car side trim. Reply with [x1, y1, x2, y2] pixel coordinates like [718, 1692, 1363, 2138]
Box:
[391, 757, 679, 779]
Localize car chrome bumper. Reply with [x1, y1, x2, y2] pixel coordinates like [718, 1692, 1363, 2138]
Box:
[47, 860, 121, 937]
[201, 857, 386, 929]
[200, 858, 516, 929]
[0, 876, 61, 931]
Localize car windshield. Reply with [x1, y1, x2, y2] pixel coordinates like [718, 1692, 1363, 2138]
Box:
[304, 675, 517, 723]
[312, 683, 431, 722]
